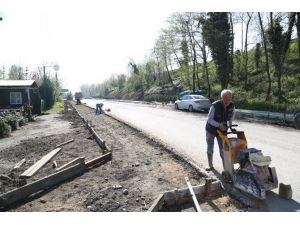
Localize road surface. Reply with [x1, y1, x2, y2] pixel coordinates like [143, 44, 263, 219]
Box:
[82, 99, 300, 211]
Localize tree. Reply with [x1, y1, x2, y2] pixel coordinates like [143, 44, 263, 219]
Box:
[296, 13, 300, 66]
[229, 13, 234, 81]
[197, 15, 211, 99]
[202, 13, 232, 89]
[244, 12, 254, 89]
[128, 59, 145, 99]
[254, 43, 261, 69]
[267, 12, 296, 100]
[39, 76, 55, 110]
[182, 13, 197, 93]
[258, 12, 272, 101]
[8, 65, 24, 80]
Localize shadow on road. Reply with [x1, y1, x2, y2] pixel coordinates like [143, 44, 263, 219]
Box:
[257, 191, 300, 212]
[210, 169, 300, 212]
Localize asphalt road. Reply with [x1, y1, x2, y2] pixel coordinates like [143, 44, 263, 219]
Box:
[82, 99, 300, 211]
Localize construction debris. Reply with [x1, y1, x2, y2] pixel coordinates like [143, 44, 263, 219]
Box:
[279, 183, 293, 199]
[55, 139, 74, 148]
[185, 177, 202, 212]
[20, 147, 62, 178]
[0, 162, 86, 208]
[52, 161, 58, 169]
[55, 157, 85, 172]
[0, 151, 113, 209]
[13, 159, 26, 170]
[149, 179, 221, 212]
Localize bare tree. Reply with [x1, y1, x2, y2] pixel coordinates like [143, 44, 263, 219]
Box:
[258, 12, 272, 101]
[244, 12, 253, 89]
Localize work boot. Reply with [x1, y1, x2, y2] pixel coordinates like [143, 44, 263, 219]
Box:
[205, 154, 214, 171]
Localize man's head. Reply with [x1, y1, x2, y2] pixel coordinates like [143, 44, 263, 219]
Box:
[221, 89, 233, 107]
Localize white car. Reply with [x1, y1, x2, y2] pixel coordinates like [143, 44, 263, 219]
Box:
[175, 94, 211, 112]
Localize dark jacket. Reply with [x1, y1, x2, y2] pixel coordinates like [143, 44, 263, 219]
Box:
[205, 100, 235, 134]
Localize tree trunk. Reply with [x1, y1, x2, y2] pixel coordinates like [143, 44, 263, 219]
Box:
[229, 13, 234, 81]
[203, 43, 211, 99]
[171, 43, 182, 67]
[165, 64, 173, 85]
[153, 51, 162, 86]
[196, 61, 200, 90]
[186, 22, 197, 93]
[258, 12, 272, 101]
[244, 13, 253, 89]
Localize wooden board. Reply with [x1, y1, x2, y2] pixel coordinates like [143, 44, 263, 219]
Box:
[0, 162, 85, 208]
[185, 177, 202, 212]
[13, 158, 26, 169]
[148, 193, 164, 212]
[153, 180, 221, 208]
[85, 152, 112, 168]
[55, 157, 85, 172]
[55, 139, 74, 148]
[20, 147, 62, 178]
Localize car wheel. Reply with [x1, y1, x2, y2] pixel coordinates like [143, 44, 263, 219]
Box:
[204, 109, 209, 113]
[188, 105, 193, 112]
[175, 103, 179, 110]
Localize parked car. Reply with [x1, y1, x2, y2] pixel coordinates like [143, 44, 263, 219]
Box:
[175, 94, 211, 112]
[178, 89, 206, 99]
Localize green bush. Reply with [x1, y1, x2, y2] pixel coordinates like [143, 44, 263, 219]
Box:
[4, 114, 18, 130]
[0, 119, 11, 138]
[23, 104, 33, 119]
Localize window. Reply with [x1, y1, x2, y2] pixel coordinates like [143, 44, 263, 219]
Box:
[10, 92, 22, 104]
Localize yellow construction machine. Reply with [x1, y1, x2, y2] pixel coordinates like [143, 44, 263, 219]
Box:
[217, 125, 278, 199]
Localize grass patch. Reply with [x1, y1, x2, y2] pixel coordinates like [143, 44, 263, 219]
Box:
[53, 101, 64, 113]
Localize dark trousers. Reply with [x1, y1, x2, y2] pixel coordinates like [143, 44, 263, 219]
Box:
[95, 103, 103, 114]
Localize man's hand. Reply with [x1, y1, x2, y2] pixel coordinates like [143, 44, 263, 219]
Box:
[219, 123, 227, 131]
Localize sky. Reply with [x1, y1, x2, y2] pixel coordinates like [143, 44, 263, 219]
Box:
[0, 0, 298, 93]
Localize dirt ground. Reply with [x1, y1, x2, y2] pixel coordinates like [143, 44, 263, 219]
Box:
[0, 101, 245, 212]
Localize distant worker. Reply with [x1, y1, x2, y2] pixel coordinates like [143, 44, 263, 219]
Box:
[95, 103, 103, 114]
[205, 89, 235, 171]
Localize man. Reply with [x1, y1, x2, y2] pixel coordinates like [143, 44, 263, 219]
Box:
[205, 89, 235, 171]
[95, 103, 103, 115]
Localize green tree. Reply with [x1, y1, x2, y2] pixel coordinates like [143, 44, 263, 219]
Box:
[39, 76, 55, 110]
[8, 65, 24, 80]
[202, 13, 232, 89]
[254, 43, 261, 69]
[267, 12, 296, 100]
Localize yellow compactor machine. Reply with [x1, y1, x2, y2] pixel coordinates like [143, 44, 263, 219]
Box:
[217, 125, 278, 199]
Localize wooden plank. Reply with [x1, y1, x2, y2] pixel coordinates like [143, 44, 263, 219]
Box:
[55, 157, 85, 172]
[86, 123, 106, 150]
[185, 177, 202, 212]
[0, 162, 85, 208]
[20, 147, 62, 178]
[163, 180, 221, 206]
[148, 193, 164, 212]
[85, 152, 112, 168]
[55, 139, 74, 148]
[13, 158, 26, 169]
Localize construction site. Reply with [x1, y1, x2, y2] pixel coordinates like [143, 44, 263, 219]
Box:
[0, 100, 255, 212]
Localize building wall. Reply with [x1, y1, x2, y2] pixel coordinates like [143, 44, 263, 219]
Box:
[0, 88, 28, 108]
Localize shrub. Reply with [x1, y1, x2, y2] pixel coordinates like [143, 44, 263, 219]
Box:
[4, 114, 18, 130]
[23, 104, 33, 119]
[0, 119, 11, 138]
